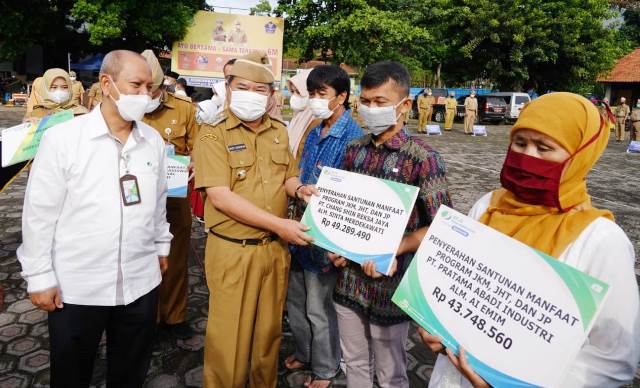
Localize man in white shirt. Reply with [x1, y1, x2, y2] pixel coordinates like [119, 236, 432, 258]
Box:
[17, 50, 172, 388]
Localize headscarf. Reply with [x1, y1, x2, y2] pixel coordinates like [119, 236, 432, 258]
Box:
[287, 69, 315, 157]
[480, 92, 613, 258]
[33, 68, 75, 110]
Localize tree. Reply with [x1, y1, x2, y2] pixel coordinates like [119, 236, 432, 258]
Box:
[0, 0, 205, 63]
[276, 0, 432, 76]
[250, 0, 273, 16]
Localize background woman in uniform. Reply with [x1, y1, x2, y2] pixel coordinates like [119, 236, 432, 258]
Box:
[422, 92, 640, 388]
[25, 68, 87, 120]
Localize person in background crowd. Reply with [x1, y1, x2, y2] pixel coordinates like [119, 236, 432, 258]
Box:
[174, 78, 190, 99]
[422, 92, 640, 388]
[285, 69, 319, 161]
[141, 49, 198, 339]
[17, 49, 172, 388]
[69, 70, 84, 106]
[444, 91, 457, 131]
[630, 98, 640, 141]
[328, 61, 452, 388]
[285, 65, 363, 388]
[25, 68, 88, 120]
[195, 50, 317, 388]
[464, 91, 478, 134]
[615, 96, 630, 142]
[87, 80, 103, 110]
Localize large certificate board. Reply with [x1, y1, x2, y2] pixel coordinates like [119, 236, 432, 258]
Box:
[301, 167, 419, 275]
[392, 206, 609, 387]
[1, 110, 74, 167]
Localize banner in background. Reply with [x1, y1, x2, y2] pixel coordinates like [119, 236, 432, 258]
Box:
[171, 11, 284, 82]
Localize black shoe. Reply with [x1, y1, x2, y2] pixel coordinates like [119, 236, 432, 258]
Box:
[165, 322, 195, 340]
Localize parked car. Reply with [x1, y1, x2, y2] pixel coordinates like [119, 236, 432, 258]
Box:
[455, 94, 509, 124]
[490, 92, 531, 123]
[411, 88, 448, 120]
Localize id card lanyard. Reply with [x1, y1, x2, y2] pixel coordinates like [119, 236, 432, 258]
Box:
[165, 127, 175, 156]
[119, 150, 141, 206]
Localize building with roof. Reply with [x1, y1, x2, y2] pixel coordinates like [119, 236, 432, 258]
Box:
[597, 48, 640, 104]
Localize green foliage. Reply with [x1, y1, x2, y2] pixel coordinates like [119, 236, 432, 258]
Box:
[250, 0, 273, 16]
[278, 0, 629, 93]
[0, 0, 205, 61]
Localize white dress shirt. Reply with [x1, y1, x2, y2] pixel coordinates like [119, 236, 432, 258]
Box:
[429, 192, 640, 388]
[17, 106, 173, 306]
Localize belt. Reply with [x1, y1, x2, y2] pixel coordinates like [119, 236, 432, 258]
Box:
[209, 229, 277, 246]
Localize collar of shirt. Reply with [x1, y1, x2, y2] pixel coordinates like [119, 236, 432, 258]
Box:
[364, 126, 411, 150]
[317, 109, 353, 140]
[86, 104, 148, 145]
[224, 108, 274, 133]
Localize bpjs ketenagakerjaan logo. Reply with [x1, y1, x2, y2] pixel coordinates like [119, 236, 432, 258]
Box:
[440, 209, 474, 237]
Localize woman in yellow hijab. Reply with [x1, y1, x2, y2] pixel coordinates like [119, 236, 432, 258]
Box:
[25, 68, 88, 120]
[423, 93, 640, 387]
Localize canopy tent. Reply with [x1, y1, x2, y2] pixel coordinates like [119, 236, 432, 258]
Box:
[70, 53, 104, 71]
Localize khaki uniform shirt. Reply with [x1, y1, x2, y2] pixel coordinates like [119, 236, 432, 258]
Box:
[445, 97, 457, 110]
[228, 30, 248, 44]
[418, 94, 433, 110]
[71, 81, 85, 106]
[630, 108, 640, 122]
[88, 82, 102, 107]
[616, 103, 630, 118]
[464, 97, 478, 112]
[143, 92, 198, 156]
[194, 110, 299, 239]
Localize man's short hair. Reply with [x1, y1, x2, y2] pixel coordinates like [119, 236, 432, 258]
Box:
[99, 50, 147, 81]
[360, 61, 410, 97]
[307, 64, 351, 109]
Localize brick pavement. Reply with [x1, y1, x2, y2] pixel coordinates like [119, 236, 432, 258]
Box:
[0, 105, 638, 387]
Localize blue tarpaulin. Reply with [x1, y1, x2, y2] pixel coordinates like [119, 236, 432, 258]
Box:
[70, 53, 104, 71]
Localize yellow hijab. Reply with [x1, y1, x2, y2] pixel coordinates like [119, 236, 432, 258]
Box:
[480, 92, 613, 258]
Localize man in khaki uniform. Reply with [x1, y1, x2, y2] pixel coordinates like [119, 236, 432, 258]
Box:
[615, 97, 630, 142]
[444, 91, 457, 131]
[464, 91, 478, 134]
[69, 70, 85, 106]
[417, 89, 435, 132]
[228, 20, 248, 45]
[141, 49, 198, 338]
[87, 81, 102, 109]
[630, 99, 640, 141]
[194, 51, 316, 388]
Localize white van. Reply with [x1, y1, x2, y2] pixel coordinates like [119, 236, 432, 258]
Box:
[490, 92, 531, 123]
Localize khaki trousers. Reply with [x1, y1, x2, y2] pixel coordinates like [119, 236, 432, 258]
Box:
[444, 108, 455, 130]
[158, 197, 191, 324]
[632, 122, 640, 141]
[418, 109, 427, 132]
[203, 235, 290, 388]
[616, 117, 626, 141]
[464, 111, 477, 133]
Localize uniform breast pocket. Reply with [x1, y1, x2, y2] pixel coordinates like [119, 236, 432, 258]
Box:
[228, 150, 255, 189]
[271, 149, 290, 178]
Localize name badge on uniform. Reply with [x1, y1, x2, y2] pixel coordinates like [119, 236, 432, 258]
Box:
[166, 143, 176, 156]
[228, 143, 247, 152]
[120, 174, 141, 206]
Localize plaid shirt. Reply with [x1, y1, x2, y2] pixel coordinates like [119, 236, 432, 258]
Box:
[333, 127, 453, 325]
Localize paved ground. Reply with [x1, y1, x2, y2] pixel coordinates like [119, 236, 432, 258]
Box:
[0, 105, 638, 387]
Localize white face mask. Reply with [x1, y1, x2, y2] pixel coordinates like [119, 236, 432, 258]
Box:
[145, 95, 162, 113]
[229, 90, 268, 122]
[309, 97, 337, 119]
[358, 98, 406, 135]
[108, 76, 151, 122]
[70, 77, 77, 81]
[49, 89, 70, 104]
[290, 94, 309, 111]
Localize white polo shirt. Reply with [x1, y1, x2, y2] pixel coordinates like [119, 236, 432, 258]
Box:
[17, 106, 173, 306]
